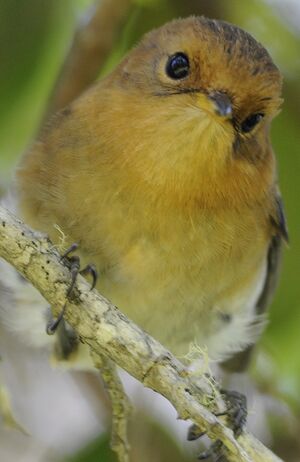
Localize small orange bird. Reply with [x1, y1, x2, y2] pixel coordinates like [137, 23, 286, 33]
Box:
[16, 16, 287, 368]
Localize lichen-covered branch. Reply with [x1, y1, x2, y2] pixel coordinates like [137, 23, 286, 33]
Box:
[92, 351, 132, 462]
[0, 205, 283, 462]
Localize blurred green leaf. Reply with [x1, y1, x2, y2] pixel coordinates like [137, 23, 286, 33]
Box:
[66, 434, 117, 462]
[0, 0, 76, 176]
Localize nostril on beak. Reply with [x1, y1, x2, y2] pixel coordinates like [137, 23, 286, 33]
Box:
[209, 91, 233, 118]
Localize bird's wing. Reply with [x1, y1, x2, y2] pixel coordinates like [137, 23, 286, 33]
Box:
[221, 193, 288, 373]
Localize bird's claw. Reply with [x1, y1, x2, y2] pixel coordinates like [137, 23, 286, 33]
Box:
[187, 389, 247, 461]
[219, 389, 247, 437]
[46, 243, 98, 335]
[61, 242, 79, 260]
[187, 429, 228, 461]
[46, 307, 66, 335]
[187, 423, 206, 441]
[79, 263, 98, 291]
[198, 440, 228, 461]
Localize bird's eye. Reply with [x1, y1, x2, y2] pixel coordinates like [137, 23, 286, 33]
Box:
[241, 113, 264, 133]
[166, 52, 189, 80]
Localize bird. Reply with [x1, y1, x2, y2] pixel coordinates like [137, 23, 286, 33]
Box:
[15, 16, 287, 370]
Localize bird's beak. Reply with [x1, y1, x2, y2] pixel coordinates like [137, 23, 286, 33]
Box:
[208, 91, 232, 119]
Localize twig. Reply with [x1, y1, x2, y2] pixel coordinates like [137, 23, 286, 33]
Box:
[92, 352, 132, 462]
[0, 205, 284, 462]
[46, 0, 132, 115]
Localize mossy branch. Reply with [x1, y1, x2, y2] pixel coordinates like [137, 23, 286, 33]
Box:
[0, 205, 283, 462]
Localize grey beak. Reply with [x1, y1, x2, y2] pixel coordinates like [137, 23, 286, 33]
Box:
[209, 91, 232, 118]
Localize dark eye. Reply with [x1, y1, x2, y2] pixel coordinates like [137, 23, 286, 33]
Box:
[166, 52, 189, 80]
[241, 113, 264, 133]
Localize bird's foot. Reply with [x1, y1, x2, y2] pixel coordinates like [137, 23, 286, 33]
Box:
[218, 389, 247, 437]
[187, 424, 206, 441]
[46, 243, 98, 335]
[187, 389, 247, 461]
[198, 440, 227, 461]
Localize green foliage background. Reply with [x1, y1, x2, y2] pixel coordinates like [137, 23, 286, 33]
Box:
[0, 0, 299, 460]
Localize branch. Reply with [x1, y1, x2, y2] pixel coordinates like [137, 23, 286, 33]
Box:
[92, 352, 132, 462]
[46, 0, 132, 115]
[0, 205, 283, 462]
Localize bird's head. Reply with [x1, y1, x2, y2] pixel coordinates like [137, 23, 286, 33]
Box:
[106, 16, 283, 207]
